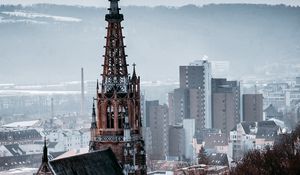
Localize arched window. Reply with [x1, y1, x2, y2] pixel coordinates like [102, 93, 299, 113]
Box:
[118, 105, 126, 129]
[106, 105, 114, 128]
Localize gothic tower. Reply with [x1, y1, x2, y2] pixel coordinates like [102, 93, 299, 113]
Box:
[89, 0, 146, 174]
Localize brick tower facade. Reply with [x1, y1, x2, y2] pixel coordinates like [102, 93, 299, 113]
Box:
[89, 0, 146, 174]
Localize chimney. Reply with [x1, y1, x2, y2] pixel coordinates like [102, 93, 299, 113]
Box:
[51, 98, 54, 118]
[81, 67, 85, 115]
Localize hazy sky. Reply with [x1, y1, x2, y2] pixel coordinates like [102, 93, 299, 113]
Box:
[1, 0, 300, 7]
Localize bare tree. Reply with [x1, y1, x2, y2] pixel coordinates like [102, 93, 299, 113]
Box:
[231, 123, 300, 175]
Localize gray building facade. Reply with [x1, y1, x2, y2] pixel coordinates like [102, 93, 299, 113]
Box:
[170, 60, 212, 129]
[146, 101, 169, 160]
[243, 94, 263, 122]
[168, 125, 184, 159]
[212, 78, 240, 134]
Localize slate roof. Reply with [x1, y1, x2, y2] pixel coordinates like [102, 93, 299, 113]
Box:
[256, 121, 279, 140]
[257, 121, 277, 128]
[194, 129, 221, 143]
[0, 129, 42, 142]
[230, 126, 237, 132]
[204, 133, 228, 148]
[256, 127, 279, 140]
[50, 148, 123, 175]
[4, 144, 26, 156]
[48, 142, 58, 148]
[264, 104, 283, 118]
[240, 122, 256, 134]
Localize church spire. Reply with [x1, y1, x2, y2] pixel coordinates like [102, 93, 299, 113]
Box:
[42, 137, 48, 163]
[90, 0, 147, 173]
[102, 0, 128, 93]
[35, 137, 54, 175]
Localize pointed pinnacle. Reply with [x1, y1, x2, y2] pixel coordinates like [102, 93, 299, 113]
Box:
[132, 63, 136, 77]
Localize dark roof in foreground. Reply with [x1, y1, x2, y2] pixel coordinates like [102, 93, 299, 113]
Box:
[208, 153, 229, 166]
[50, 148, 123, 175]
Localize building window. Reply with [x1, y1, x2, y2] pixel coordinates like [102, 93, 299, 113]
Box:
[106, 105, 114, 128]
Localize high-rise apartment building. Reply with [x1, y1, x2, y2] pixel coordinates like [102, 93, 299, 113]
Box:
[212, 78, 240, 134]
[145, 100, 159, 127]
[173, 88, 190, 124]
[243, 94, 263, 122]
[168, 92, 176, 125]
[168, 125, 184, 159]
[170, 60, 212, 129]
[146, 101, 168, 160]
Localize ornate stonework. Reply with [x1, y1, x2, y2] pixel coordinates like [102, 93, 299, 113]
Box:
[89, 1, 146, 174]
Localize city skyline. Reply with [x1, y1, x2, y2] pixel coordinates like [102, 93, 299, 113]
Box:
[0, 0, 299, 173]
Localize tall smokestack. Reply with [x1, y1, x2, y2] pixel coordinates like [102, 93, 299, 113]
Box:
[50, 98, 54, 128]
[81, 67, 85, 115]
[51, 97, 54, 118]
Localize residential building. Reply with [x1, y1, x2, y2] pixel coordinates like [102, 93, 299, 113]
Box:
[242, 94, 263, 122]
[0, 128, 42, 145]
[47, 128, 90, 152]
[183, 119, 196, 161]
[228, 121, 281, 160]
[168, 125, 184, 160]
[172, 88, 189, 124]
[211, 78, 240, 134]
[168, 92, 175, 125]
[263, 104, 283, 120]
[262, 82, 289, 110]
[147, 101, 169, 160]
[192, 129, 228, 162]
[146, 100, 159, 127]
[179, 60, 212, 128]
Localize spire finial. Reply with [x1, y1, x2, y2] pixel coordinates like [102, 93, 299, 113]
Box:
[106, 0, 123, 22]
[109, 0, 120, 14]
[132, 63, 136, 78]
